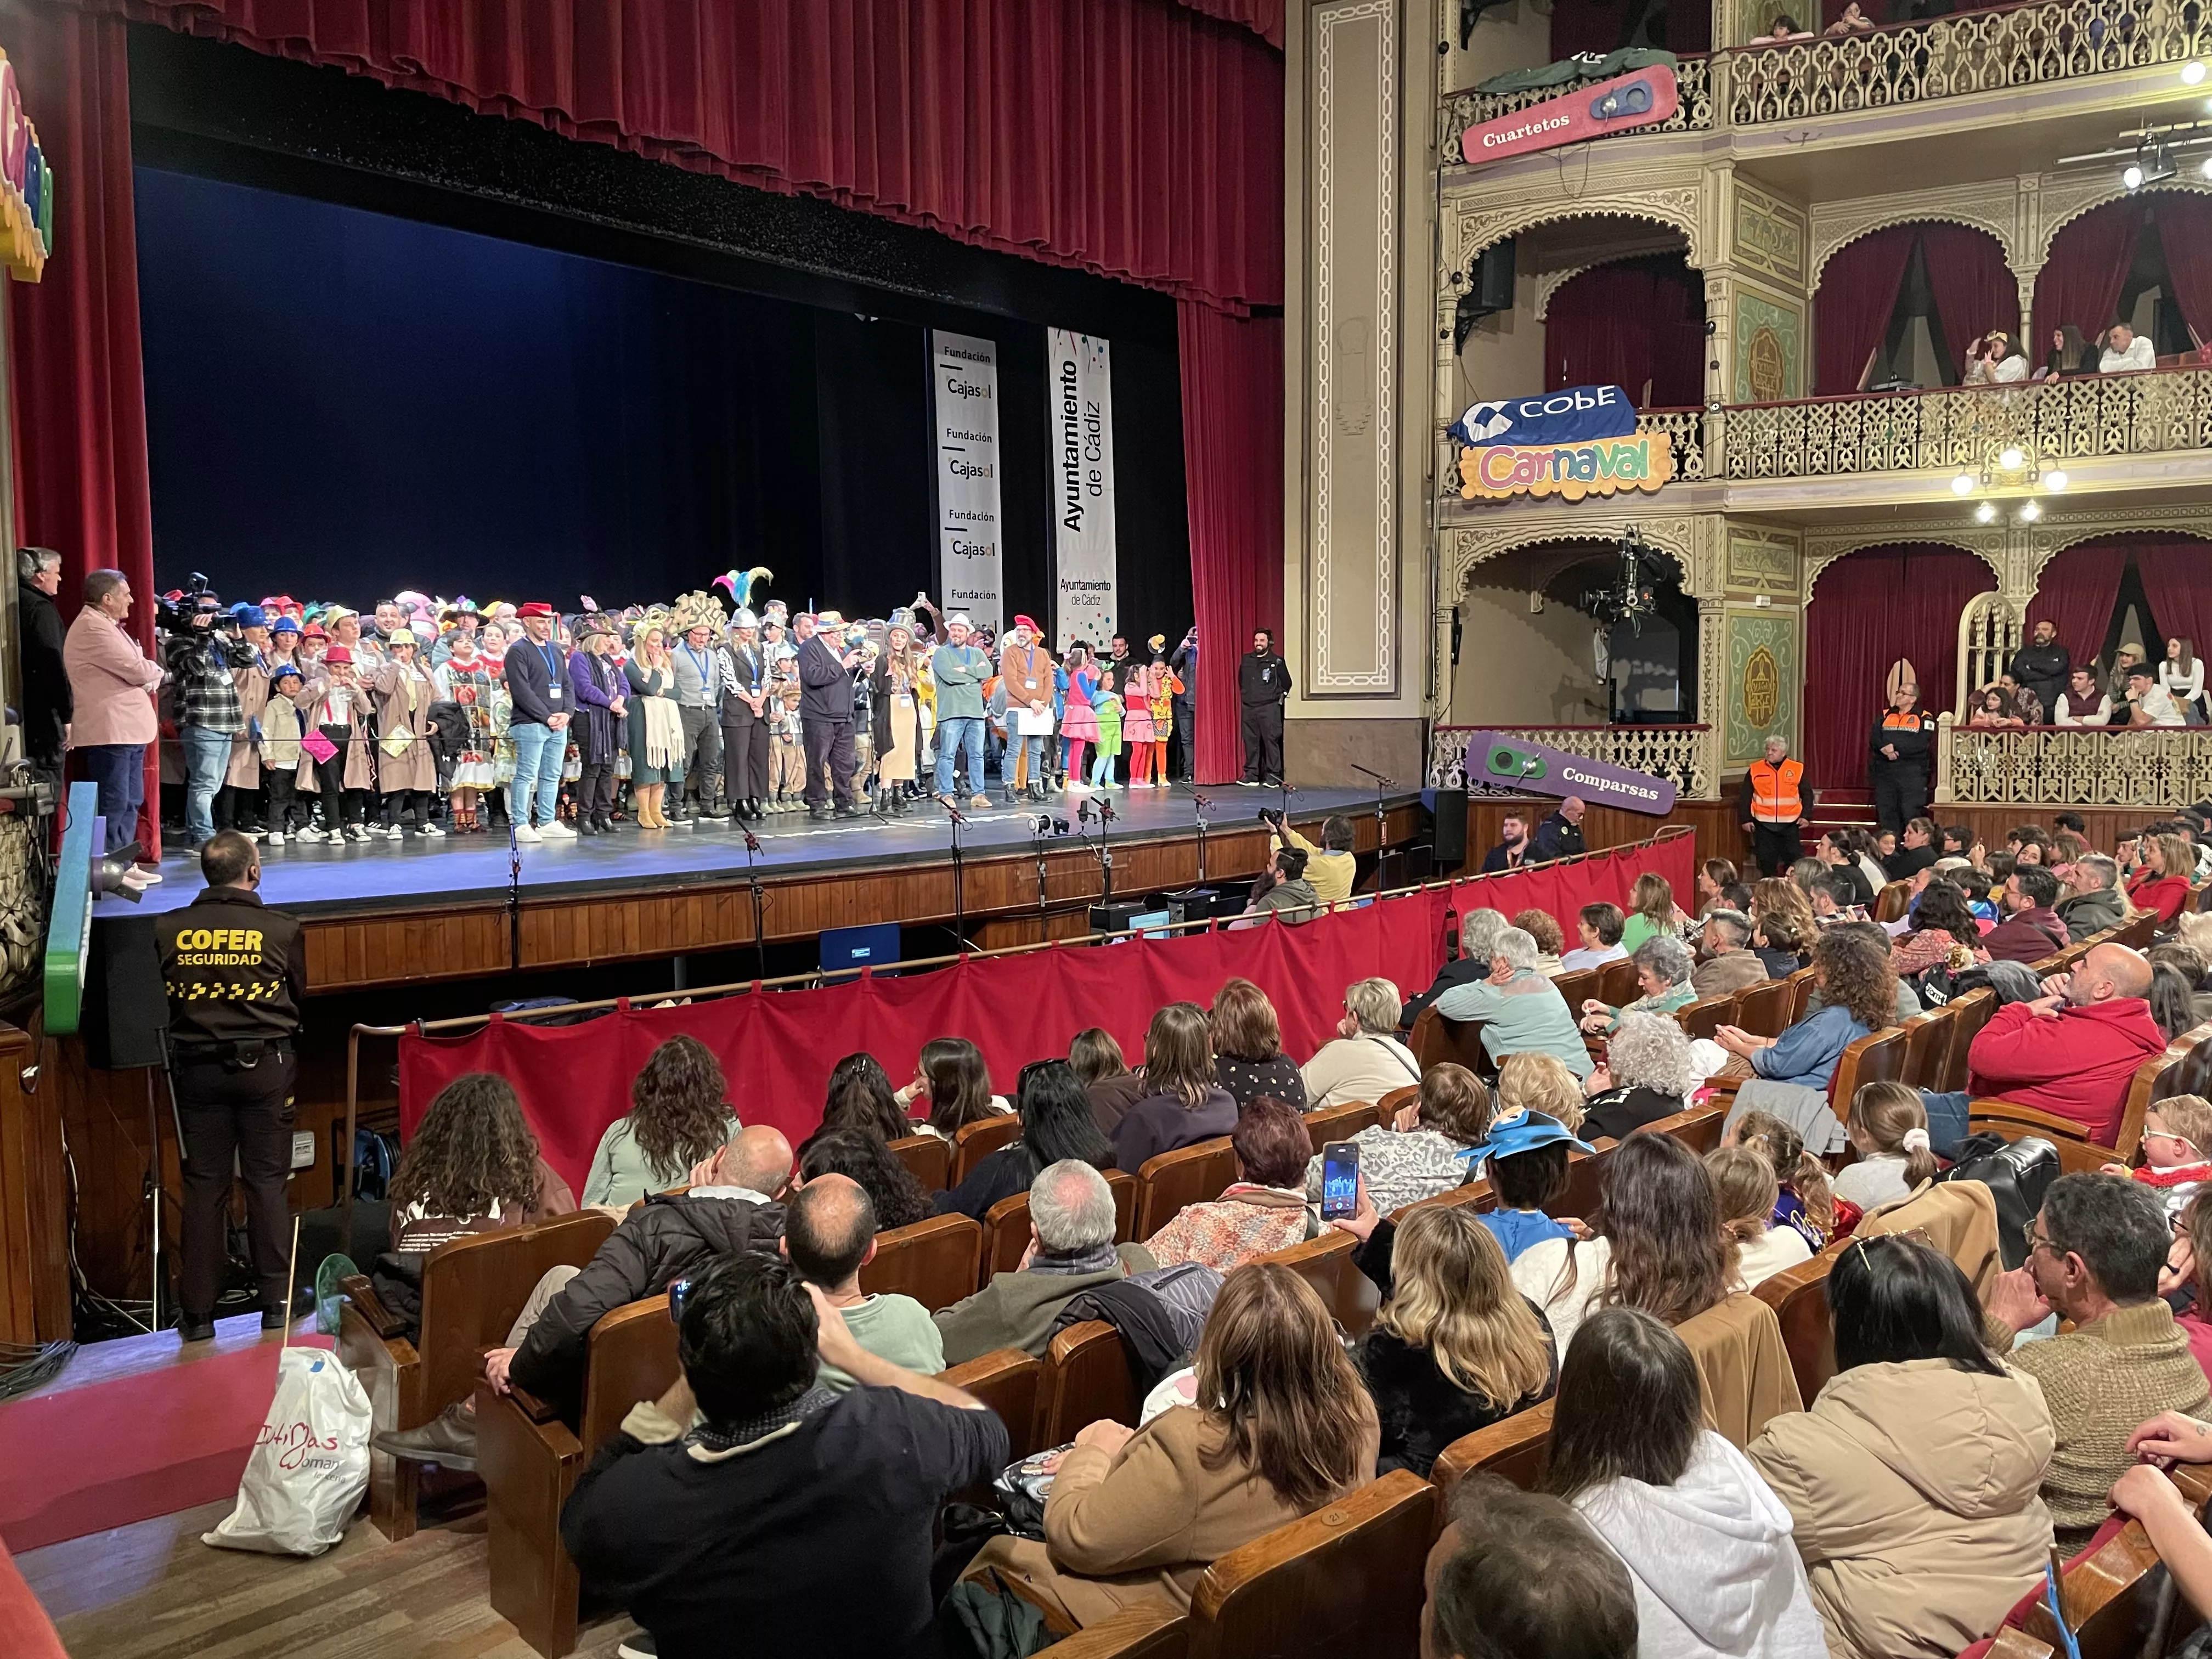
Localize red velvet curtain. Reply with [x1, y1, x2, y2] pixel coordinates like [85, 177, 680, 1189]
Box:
[5, 2, 160, 856]
[1814, 225, 1916, 394]
[87, 0, 1284, 314]
[2032, 198, 2146, 352]
[1545, 256, 1706, 407]
[2129, 535, 2212, 664]
[1171, 0, 1284, 47]
[2024, 540, 2132, 685]
[1921, 222, 2020, 368]
[1179, 302, 1282, 785]
[2149, 197, 2212, 348]
[1804, 545, 1995, 790]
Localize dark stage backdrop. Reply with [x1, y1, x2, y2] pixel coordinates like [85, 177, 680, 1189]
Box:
[133, 165, 1192, 639]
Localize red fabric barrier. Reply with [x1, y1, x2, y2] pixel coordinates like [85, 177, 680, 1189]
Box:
[398, 834, 1692, 1191]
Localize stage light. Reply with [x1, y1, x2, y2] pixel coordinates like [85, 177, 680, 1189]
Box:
[2202, 155, 2212, 179]
[1998, 445, 2025, 470]
[2044, 469, 2068, 491]
[2186, 60, 2207, 83]
[2126, 162, 2146, 189]
[1951, 473, 1974, 495]
[1975, 501, 1998, 522]
[2018, 501, 2041, 522]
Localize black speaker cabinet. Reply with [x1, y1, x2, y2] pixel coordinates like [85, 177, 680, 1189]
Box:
[84, 912, 167, 1070]
[1431, 787, 1469, 870]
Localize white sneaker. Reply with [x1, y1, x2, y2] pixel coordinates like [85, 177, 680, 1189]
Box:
[539, 821, 578, 840]
[342, 826, 369, 843]
[129, 865, 163, 884]
[417, 822, 445, 838]
[514, 824, 542, 844]
[265, 830, 284, 846]
[294, 826, 324, 843]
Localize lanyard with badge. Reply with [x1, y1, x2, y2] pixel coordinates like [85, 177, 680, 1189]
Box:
[542, 641, 564, 704]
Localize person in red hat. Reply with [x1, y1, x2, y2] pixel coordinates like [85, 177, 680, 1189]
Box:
[998, 615, 1056, 804]
[503, 602, 576, 843]
[297, 645, 377, 840]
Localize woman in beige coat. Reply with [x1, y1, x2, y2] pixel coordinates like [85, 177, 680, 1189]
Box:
[966, 1262, 1379, 1628]
[1747, 1237, 2054, 1659]
[370, 631, 441, 836]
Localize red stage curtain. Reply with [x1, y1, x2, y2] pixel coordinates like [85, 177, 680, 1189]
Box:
[2128, 535, 2212, 663]
[1921, 222, 2020, 369]
[1813, 225, 1915, 394]
[5, 4, 160, 857]
[1179, 302, 1282, 785]
[400, 835, 1696, 1188]
[2149, 196, 2212, 348]
[2032, 198, 2146, 352]
[1544, 257, 1706, 407]
[1171, 0, 1284, 47]
[92, 0, 1284, 314]
[2024, 539, 2132, 682]
[1804, 544, 1994, 789]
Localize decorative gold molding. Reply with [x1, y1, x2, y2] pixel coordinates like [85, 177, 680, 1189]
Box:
[1808, 177, 2024, 286]
[1444, 178, 1709, 270]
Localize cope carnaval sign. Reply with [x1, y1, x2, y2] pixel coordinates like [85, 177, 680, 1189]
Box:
[0, 47, 52, 281]
[1459, 66, 1680, 165]
[1467, 731, 1677, 815]
[1453, 383, 1638, 450]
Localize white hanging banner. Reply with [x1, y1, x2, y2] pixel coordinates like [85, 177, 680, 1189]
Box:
[930, 330, 1004, 636]
[1046, 328, 1119, 652]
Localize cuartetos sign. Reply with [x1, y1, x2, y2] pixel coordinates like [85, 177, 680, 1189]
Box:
[1466, 731, 1677, 815]
[1459, 66, 1680, 166]
[1458, 431, 1674, 501]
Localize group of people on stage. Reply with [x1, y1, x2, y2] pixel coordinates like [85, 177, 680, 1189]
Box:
[21, 555, 1308, 861]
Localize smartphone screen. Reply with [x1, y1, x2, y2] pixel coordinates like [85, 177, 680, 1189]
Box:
[1320, 1141, 1360, 1221]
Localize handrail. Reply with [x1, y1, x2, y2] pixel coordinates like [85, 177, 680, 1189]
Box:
[336, 824, 1695, 1248]
[1718, 362, 2209, 413]
[1434, 723, 1711, 732]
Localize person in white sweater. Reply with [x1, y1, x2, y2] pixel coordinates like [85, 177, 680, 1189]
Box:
[1300, 977, 1422, 1109]
[2162, 637, 2205, 723]
[1543, 1307, 1827, 1659]
[1708, 1147, 1814, 1290]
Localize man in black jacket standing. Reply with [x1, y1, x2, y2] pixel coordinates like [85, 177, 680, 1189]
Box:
[796, 610, 863, 821]
[1869, 681, 1935, 834]
[16, 546, 67, 770]
[1238, 628, 1289, 786]
[2010, 620, 2071, 727]
[1169, 625, 1198, 780]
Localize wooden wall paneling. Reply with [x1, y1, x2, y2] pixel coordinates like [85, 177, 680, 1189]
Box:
[0, 1024, 70, 1344]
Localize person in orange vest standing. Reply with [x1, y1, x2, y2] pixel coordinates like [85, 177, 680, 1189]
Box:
[1737, 733, 1812, 876]
[1869, 680, 1936, 835]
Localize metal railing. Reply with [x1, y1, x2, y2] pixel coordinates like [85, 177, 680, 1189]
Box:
[1937, 718, 2212, 805]
[1441, 55, 1713, 160]
[1641, 407, 1708, 481]
[1430, 724, 1718, 800]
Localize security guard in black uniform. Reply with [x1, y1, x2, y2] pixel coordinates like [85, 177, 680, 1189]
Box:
[155, 830, 307, 1341]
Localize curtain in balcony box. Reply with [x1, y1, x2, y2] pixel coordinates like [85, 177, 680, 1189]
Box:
[1544, 256, 1706, 408]
[2128, 535, 2212, 669]
[1805, 544, 1995, 791]
[1814, 225, 1916, 394]
[2149, 196, 2212, 349]
[1921, 223, 2021, 370]
[2024, 540, 2132, 687]
[2032, 198, 2147, 356]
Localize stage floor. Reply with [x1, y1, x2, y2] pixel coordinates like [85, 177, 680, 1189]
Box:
[102, 781, 1410, 919]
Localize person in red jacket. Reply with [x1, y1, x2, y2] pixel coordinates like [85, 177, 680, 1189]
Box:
[2126, 831, 2197, 927]
[1978, 865, 2069, 966]
[1959, 943, 2164, 1146]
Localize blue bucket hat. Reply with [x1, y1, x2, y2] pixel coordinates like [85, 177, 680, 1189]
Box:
[1460, 1108, 1594, 1169]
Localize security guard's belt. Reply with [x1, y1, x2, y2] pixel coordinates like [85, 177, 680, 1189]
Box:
[171, 1037, 295, 1068]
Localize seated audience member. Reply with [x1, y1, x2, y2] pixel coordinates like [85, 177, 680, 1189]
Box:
[1268, 810, 1356, 904]
[1300, 976, 1420, 1109]
[1403, 909, 1511, 1028]
[1580, 935, 1697, 1035]
[1692, 907, 1770, 1000]
[935, 1058, 1115, 1221]
[1999, 673, 2046, 726]
[1210, 978, 1308, 1110]
[2153, 961, 2200, 1042]
[1514, 907, 1568, 975]
[1144, 1098, 1314, 1271]
[1715, 929, 1894, 1090]
[2154, 939, 2212, 1028]
[1559, 901, 1628, 972]
[1511, 1130, 1733, 1355]
[2101, 1092, 2212, 1221]
[1424, 1477, 1639, 1659]
[1697, 856, 1739, 914]
[1356, 1205, 1555, 1478]
[1884, 818, 1939, 881]
[1530, 797, 1588, 862]
[1111, 1002, 1239, 1173]
[561, 1251, 1005, 1659]
[1970, 685, 2027, 730]
[1474, 1109, 1588, 1261]
[1480, 811, 1534, 873]
[1818, 832, 1877, 908]
[818, 1052, 912, 1143]
[2058, 852, 2127, 943]
[1495, 1051, 1589, 1133]
[2169, 1186, 2212, 1377]
[1231, 842, 1322, 928]
[1751, 894, 1815, 977]
[2125, 662, 2188, 727]
[1730, 1110, 1838, 1249]
[1542, 1307, 1826, 1658]
[1582, 1012, 1695, 1139]
[1303, 1062, 1492, 1214]
[582, 1035, 741, 1209]
[1070, 1025, 1147, 1131]
[1979, 865, 2068, 964]
[1618, 873, 1686, 955]
[2113, 1408, 2212, 1621]
[1809, 871, 1862, 925]
[2128, 830, 2196, 923]
[1833, 1080, 1938, 1209]
[2038, 323, 2091, 381]
[1848, 831, 1891, 906]
[1816, 919, 1919, 1022]
[900, 1036, 1011, 1142]
[797, 1127, 932, 1230]
[1434, 927, 1595, 1080]
[964, 1263, 1379, 1627]
[1747, 1238, 2055, 1659]
[2100, 318, 2156, 373]
[1707, 1147, 1813, 1289]
[1750, 10, 1815, 40]
[1985, 1173, 2212, 1550]
[1940, 823, 1976, 859]
[782, 1174, 944, 1392]
[1888, 879, 1980, 980]
[933, 1161, 1155, 1364]
[2054, 666, 2113, 726]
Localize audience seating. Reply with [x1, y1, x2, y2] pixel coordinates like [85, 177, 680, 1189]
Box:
[1551, 1141, 1610, 1220]
[1829, 1025, 1909, 1105]
[943, 1348, 1045, 1465]
[1874, 880, 1912, 923]
[979, 1171, 1139, 1287]
[1039, 1319, 1140, 1447]
[1042, 1604, 1192, 1658]
[1375, 1084, 1418, 1121]
[1639, 1103, 1729, 1156]
[337, 1208, 617, 1542]
[2021, 1519, 2169, 1659]
[887, 1132, 952, 1191]
[1675, 992, 1736, 1041]
[1677, 1291, 1802, 1447]
[857, 1214, 983, 1311]
[1551, 966, 1600, 1012]
[1302, 1097, 1381, 1153]
[1897, 1009, 1953, 1090]
[1938, 987, 1997, 1094]
[1133, 1137, 1239, 1238]
[1263, 1228, 1379, 1340]
[1430, 1400, 1554, 1500]
[1785, 966, 1818, 1025]
[951, 1114, 1025, 1186]
[1595, 957, 1641, 1009]
[1731, 977, 1794, 1039]
[1408, 1004, 1492, 1080]
[1751, 1242, 1845, 1406]
[2118, 910, 2157, 951]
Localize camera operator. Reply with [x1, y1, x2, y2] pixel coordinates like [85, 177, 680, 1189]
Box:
[166, 590, 256, 853]
[1229, 839, 1321, 929]
[1262, 805, 1356, 904]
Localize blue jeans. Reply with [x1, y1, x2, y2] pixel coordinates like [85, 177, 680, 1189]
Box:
[78, 742, 145, 854]
[508, 720, 565, 828]
[1002, 732, 1043, 789]
[935, 716, 985, 799]
[181, 726, 232, 847]
[1919, 1090, 1972, 1158]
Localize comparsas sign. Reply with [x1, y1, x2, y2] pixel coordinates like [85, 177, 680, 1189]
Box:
[1466, 731, 1677, 816]
[1459, 65, 1680, 165]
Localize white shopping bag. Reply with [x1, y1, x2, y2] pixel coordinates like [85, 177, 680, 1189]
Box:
[202, 1346, 371, 1556]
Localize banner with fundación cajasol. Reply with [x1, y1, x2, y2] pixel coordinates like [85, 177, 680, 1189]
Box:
[930, 330, 1005, 636]
[1046, 328, 1119, 651]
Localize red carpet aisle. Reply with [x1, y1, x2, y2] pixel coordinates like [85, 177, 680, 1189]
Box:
[0, 1331, 333, 1553]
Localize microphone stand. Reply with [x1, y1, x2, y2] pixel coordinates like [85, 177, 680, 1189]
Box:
[741, 825, 769, 981]
[1191, 791, 1212, 884]
[507, 817, 523, 975]
[1351, 763, 1392, 860]
[945, 803, 970, 953]
[1030, 817, 1051, 922]
[1079, 800, 1118, 909]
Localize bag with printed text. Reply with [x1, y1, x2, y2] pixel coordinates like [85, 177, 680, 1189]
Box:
[202, 1346, 371, 1556]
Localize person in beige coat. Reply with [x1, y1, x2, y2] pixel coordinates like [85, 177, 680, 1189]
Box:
[1747, 1237, 2055, 1659]
[964, 1263, 1379, 1629]
[369, 631, 441, 836]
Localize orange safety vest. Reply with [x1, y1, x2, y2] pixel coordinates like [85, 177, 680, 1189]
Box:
[1748, 758, 1804, 822]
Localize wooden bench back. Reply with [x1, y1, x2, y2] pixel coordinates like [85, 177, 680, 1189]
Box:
[1875, 880, 1912, 923]
[1302, 1098, 1381, 1153]
[1785, 967, 1818, 1026]
[1430, 1400, 1553, 1500]
[1731, 977, 1794, 1039]
[952, 1114, 1025, 1186]
[887, 1133, 951, 1192]
[1135, 1137, 1238, 1239]
[578, 1293, 682, 1457]
[1830, 1025, 1910, 1106]
[1376, 1084, 1418, 1121]
[1940, 988, 1997, 1094]
[1595, 957, 1641, 1010]
[1040, 1320, 1139, 1446]
[1675, 992, 1735, 1042]
[940, 1348, 1044, 1463]
[1409, 1005, 1492, 1080]
[1897, 1009, 1953, 1091]
[1639, 1103, 1728, 1156]
[1262, 1229, 1378, 1340]
[1751, 1243, 1844, 1407]
[1551, 1142, 1610, 1221]
[857, 1214, 982, 1311]
[1551, 967, 1600, 1012]
[419, 1210, 617, 1419]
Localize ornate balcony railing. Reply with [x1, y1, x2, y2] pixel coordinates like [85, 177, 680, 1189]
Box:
[1718, 365, 2212, 481]
[1431, 724, 1718, 800]
[1936, 719, 2212, 806]
[1441, 55, 1712, 162]
[1720, 0, 2210, 126]
[1640, 408, 1707, 482]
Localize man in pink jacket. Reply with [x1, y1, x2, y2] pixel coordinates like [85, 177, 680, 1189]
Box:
[62, 568, 164, 879]
[1964, 942, 2165, 1145]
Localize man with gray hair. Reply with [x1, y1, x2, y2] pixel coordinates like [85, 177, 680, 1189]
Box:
[15, 546, 67, 769]
[1433, 925, 1594, 1078]
[932, 1160, 1154, 1364]
[2058, 852, 2127, 943]
[1401, 909, 1510, 1031]
[1692, 907, 1771, 1000]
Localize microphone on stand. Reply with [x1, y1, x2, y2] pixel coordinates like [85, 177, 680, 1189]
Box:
[1097, 799, 1117, 824]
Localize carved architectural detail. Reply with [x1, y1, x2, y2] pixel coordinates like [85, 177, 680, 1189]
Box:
[1801, 507, 2212, 606]
[1808, 178, 2025, 285]
[2032, 177, 2212, 260]
[1938, 723, 2212, 807]
[1447, 185, 1710, 269]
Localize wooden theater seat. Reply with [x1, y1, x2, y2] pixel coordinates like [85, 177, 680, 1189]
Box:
[1829, 1025, 1909, 1105]
[1303, 1098, 1381, 1153]
[1550, 967, 1600, 1015]
[857, 1213, 983, 1311]
[1039, 1320, 1139, 1448]
[1731, 977, 1794, 1040]
[1262, 1229, 1378, 1340]
[1897, 1008, 1953, 1090]
[1551, 1140, 1611, 1221]
[1639, 1102, 1729, 1157]
[1042, 1604, 1192, 1658]
[887, 1132, 951, 1192]
[1595, 957, 1641, 1011]
[2118, 909, 2157, 951]
[1408, 1005, 1493, 1079]
[1874, 880, 1912, 923]
[1375, 1083, 1419, 1121]
[1133, 1137, 1238, 1238]
[1431, 1401, 1554, 1500]
[951, 1114, 1025, 1186]
[1938, 987, 1997, 1094]
[1784, 966, 1818, 1025]
[944, 1348, 1045, 1464]
[1752, 1243, 1846, 1407]
[338, 1207, 617, 1542]
[1675, 992, 1736, 1041]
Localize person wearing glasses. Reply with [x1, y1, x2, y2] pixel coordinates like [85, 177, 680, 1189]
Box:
[1983, 1173, 2211, 1552]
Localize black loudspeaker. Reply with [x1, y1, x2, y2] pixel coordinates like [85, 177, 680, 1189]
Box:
[1431, 787, 1468, 871]
[84, 913, 167, 1070]
[1166, 888, 1242, 924]
[1474, 237, 1516, 311]
[1375, 846, 1436, 894]
[1089, 900, 1151, 935]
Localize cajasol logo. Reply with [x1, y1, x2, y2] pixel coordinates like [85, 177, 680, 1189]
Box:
[1484, 742, 1547, 782]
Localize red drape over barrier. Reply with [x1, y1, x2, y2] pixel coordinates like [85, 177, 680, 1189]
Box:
[2024, 539, 2133, 681]
[400, 833, 1696, 1191]
[1544, 256, 1705, 409]
[1921, 223, 2019, 369]
[2032, 198, 2146, 353]
[1814, 225, 1916, 394]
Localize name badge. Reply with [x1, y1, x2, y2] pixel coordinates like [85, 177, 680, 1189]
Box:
[897, 695, 913, 708]
[1026, 679, 1038, 690]
[547, 685, 563, 702]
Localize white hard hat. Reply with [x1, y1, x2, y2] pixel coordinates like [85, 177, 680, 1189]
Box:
[732, 608, 758, 629]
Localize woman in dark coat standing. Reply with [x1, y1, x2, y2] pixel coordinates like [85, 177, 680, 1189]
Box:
[566, 616, 626, 836]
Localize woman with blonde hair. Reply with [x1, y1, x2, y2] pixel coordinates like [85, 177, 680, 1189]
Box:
[1111, 1002, 1238, 1172]
[1496, 1050, 1588, 1133]
[2128, 831, 2197, 926]
[1210, 977, 1307, 1110]
[1619, 871, 1686, 955]
[623, 621, 684, 828]
[1357, 1205, 1556, 1476]
[1301, 977, 1420, 1109]
[867, 620, 929, 814]
[968, 1262, 1378, 1627]
[1707, 1145, 1813, 1289]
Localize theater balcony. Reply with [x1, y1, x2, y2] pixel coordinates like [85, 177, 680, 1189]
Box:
[1938, 719, 2212, 808]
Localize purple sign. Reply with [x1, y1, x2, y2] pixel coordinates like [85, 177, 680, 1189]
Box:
[1465, 731, 1677, 816]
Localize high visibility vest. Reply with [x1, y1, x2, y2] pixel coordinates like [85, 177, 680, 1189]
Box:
[1749, 758, 1804, 822]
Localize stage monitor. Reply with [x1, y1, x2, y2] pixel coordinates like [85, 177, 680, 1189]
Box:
[822, 921, 902, 975]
